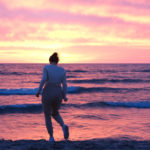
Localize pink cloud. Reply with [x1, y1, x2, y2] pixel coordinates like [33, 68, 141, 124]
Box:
[0, 0, 150, 58]
[0, 2, 119, 25]
[0, 0, 149, 24]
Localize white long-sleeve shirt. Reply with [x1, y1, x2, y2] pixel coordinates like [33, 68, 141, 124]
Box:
[38, 64, 67, 98]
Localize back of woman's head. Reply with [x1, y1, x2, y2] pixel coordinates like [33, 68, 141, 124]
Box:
[49, 52, 59, 64]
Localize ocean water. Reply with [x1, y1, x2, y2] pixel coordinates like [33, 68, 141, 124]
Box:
[0, 63, 150, 141]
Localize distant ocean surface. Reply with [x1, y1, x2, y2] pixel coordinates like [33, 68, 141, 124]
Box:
[0, 63, 150, 141]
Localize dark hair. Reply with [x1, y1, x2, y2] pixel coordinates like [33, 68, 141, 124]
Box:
[49, 52, 59, 64]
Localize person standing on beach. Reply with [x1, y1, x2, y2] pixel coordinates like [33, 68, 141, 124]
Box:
[35, 52, 69, 142]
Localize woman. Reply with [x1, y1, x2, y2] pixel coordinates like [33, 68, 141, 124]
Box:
[36, 52, 69, 142]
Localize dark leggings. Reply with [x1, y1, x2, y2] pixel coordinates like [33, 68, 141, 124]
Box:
[42, 86, 64, 137]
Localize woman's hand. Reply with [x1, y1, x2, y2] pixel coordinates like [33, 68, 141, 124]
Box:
[64, 97, 68, 102]
[35, 92, 40, 97]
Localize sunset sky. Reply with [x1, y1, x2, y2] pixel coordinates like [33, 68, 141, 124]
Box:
[0, 0, 150, 63]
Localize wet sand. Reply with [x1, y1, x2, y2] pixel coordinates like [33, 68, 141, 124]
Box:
[0, 138, 150, 150]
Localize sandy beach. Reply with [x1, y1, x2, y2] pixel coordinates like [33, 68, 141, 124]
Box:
[0, 138, 150, 150]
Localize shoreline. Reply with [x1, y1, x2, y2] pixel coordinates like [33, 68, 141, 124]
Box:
[0, 138, 150, 150]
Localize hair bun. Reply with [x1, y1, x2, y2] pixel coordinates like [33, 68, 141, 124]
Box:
[53, 52, 58, 57]
[49, 52, 59, 64]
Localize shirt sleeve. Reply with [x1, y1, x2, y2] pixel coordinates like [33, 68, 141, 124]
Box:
[37, 67, 48, 93]
[62, 70, 67, 99]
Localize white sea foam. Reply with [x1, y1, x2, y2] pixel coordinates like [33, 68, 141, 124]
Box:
[0, 87, 80, 95]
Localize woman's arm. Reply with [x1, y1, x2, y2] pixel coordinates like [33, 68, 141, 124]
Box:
[62, 71, 68, 101]
[36, 67, 48, 97]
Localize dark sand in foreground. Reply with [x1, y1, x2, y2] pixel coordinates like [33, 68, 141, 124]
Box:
[0, 138, 150, 150]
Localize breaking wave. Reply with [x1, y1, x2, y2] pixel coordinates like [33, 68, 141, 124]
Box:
[0, 101, 150, 114]
[0, 86, 145, 95]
